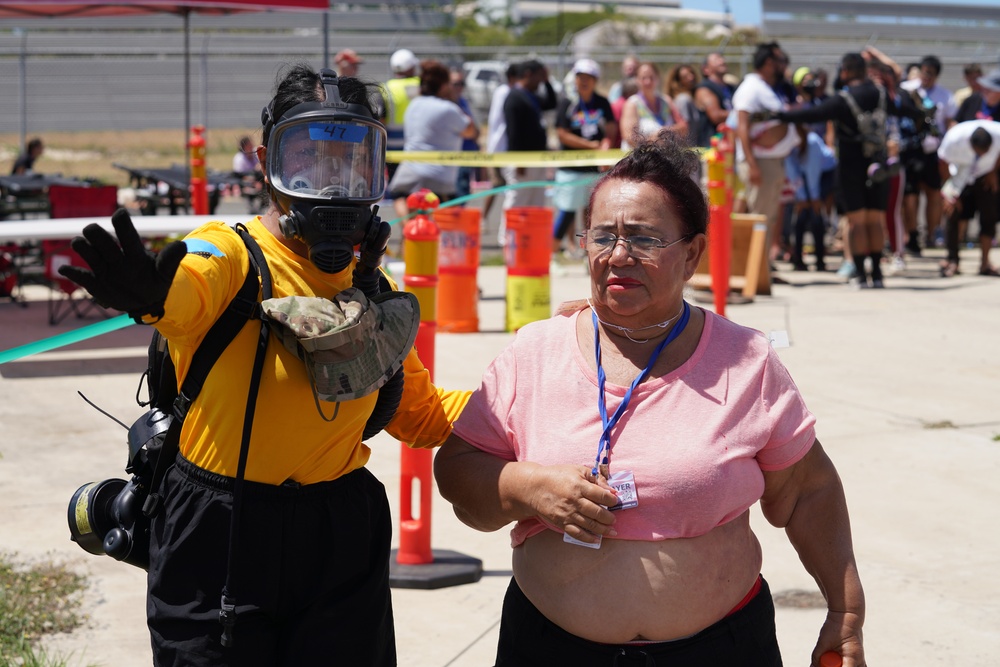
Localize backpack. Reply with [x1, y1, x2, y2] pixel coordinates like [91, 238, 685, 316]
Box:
[838, 84, 888, 159]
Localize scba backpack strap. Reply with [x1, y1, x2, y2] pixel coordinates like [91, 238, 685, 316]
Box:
[140, 225, 269, 519]
[838, 84, 888, 158]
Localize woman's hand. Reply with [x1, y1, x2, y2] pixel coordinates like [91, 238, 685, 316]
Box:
[435, 437, 618, 539]
[812, 610, 865, 667]
[519, 464, 618, 543]
[762, 442, 866, 667]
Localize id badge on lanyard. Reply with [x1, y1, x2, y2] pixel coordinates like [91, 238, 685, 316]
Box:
[563, 302, 691, 549]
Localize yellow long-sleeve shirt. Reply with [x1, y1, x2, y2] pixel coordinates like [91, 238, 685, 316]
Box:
[153, 217, 468, 485]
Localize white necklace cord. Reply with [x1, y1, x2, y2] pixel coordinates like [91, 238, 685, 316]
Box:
[587, 300, 685, 344]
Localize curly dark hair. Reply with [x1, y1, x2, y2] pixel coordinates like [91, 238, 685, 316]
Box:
[262, 63, 383, 145]
[586, 130, 708, 238]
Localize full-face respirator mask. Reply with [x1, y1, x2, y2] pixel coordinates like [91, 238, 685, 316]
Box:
[262, 70, 387, 273]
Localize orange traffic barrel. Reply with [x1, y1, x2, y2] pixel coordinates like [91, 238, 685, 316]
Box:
[503, 206, 552, 331]
[434, 207, 480, 333]
[504, 207, 552, 276]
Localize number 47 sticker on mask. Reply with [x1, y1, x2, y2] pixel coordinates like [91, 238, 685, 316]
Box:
[309, 123, 369, 142]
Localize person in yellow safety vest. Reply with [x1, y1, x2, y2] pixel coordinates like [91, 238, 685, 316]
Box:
[384, 49, 421, 183]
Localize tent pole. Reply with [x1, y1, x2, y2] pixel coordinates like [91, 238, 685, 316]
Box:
[201, 35, 209, 129]
[323, 12, 329, 70]
[184, 8, 191, 212]
[17, 28, 26, 153]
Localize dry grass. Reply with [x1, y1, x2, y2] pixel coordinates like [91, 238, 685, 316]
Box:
[0, 128, 260, 187]
[0, 552, 86, 666]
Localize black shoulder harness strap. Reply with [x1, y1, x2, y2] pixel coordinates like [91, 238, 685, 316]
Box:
[137, 223, 275, 648]
[220, 224, 273, 647]
[142, 225, 268, 518]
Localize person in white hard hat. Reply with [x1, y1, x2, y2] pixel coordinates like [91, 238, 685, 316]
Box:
[383, 49, 421, 182]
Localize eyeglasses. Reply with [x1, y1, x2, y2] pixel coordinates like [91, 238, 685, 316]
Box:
[452, 81, 466, 87]
[576, 230, 692, 260]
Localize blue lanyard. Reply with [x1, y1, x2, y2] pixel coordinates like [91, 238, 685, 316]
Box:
[591, 302, 691, 476]
[980, 98, 998, 121]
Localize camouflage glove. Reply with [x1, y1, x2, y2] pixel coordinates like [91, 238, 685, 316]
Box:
[58, 208, 187, 322]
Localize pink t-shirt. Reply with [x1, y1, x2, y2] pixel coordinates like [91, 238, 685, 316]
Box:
[451, 307, 816, 547]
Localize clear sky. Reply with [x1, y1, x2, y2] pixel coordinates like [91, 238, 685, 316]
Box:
[680, 0, 1000, 28]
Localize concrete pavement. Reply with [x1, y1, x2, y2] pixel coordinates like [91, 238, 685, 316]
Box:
[1, 233, 998, 665]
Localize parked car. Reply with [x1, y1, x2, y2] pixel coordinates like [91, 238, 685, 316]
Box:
[462, 60, 508, 124]
[462, 59, 565, 128]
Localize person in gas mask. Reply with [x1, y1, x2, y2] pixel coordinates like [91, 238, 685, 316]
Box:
[58, 64, 469, 667]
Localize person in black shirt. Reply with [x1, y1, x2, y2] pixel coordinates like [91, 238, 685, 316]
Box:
[694, 53, 734, 149]
[954, 68, 1000, 124]
[10, 137, 43, 175]
[501, 60, 556, 211]
[551, 58, 617, 266]
[777, 53, 922, 289]
[878, 63, 921, 267]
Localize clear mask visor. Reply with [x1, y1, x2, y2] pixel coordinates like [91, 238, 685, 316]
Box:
[269, 118, 385, 202]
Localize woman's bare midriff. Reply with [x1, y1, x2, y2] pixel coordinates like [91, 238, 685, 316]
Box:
[512, 511, 762, 644]
[752, 122, 790, 149]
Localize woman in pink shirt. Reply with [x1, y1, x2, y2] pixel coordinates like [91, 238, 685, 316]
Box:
[435, 130, 866, 666]
[619, 62, 688, 150]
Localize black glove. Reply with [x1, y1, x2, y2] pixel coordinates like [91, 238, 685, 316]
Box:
[352, 215, 391, 300]
[748, 110, 779, 124]
[58, 208, 187, 322]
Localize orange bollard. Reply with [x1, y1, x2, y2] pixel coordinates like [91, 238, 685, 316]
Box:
[706, 136, 733, 318]
[503, 206, 552, 332]
[819, 652, 843, 667]
[188, 125, 208, 215]
[398, 189, 440, 566]
[390, 191, 484, 589]
[434, 206, 480, 333]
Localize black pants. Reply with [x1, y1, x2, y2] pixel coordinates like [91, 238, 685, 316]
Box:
[495, 577, 782, 667]
[792, 206, 826, 269]
[947, 175, 999, 262]
[148, 455, 396, 667]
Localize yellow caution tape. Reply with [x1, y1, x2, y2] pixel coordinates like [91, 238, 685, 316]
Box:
[386, 145, 708, 167]
[385, 150, 628, 167]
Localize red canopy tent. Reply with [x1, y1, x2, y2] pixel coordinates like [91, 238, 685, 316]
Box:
[0, 0, 329, 158]
[0, 1, 327, 18]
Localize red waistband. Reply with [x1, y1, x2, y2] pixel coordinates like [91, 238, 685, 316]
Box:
[726, 574, 763, 617]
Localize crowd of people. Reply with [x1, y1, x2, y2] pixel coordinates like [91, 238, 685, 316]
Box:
[357, 43, 999, 285]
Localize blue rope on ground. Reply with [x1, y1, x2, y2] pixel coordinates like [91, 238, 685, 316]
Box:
[0, 314, 135, 365]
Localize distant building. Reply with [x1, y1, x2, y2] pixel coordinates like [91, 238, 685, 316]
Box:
[476, 0, 729, 27]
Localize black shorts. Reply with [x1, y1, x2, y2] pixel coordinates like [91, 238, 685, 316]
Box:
[903, 151, 943, 194]
[837, 161, 889, 214]
[148, 455, 396, 667]
[494, 576, 782, 666]
[958, 176, 1000, 238]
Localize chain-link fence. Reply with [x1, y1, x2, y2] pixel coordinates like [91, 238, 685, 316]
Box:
[1, 14, 993, 148]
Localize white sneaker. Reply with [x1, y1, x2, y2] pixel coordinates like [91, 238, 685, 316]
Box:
[849, 276, 869, 290]
[549, 259, 568, 277]
[890, 256, 906, 273]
